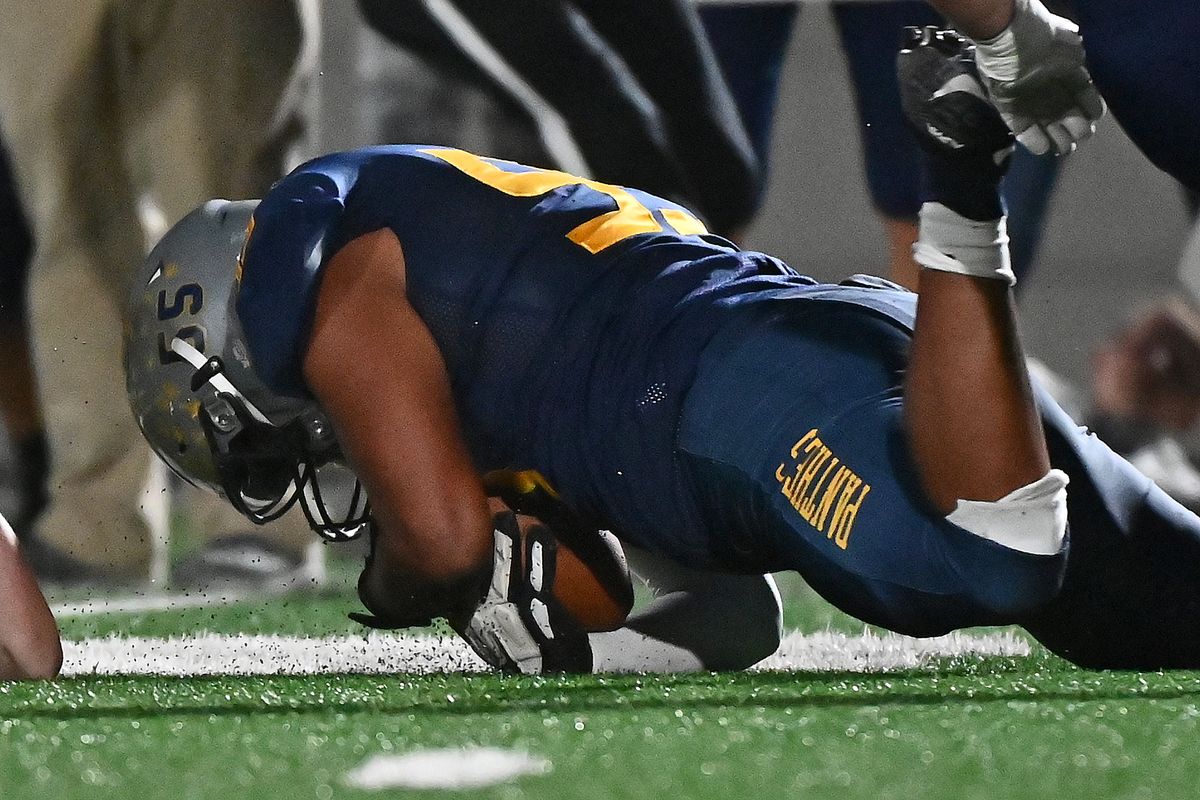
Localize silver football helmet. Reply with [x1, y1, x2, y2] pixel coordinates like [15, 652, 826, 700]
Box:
[124, 199, 369, 540]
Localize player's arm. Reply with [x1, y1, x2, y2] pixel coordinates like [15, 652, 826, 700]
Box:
[0, 514, 62, 680]
[303, 229, 617, 672]
[899, 29, 1067, 561]
[303, 228, 494, 625]
[927, 0, 1103, 155]
[927, 0, 1014, 39]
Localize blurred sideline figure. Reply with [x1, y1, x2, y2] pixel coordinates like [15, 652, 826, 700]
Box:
[0, 128, 47, 538]
[356, 0, 762, 239]
[696, 0, 1064, 288]
[0, 0, 320, 590]
[931, 0, 1197, 192]
[1087, 221, 1200, 508]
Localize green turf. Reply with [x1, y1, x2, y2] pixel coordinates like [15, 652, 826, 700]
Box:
[4, 665, 1200, 800]
[12, 571, 1195, 799]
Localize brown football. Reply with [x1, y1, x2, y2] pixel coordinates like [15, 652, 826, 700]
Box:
[532, 516, 634, 632]
[500, 504, 633, 632]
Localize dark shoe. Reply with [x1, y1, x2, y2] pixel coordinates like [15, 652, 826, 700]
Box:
[171, 533, 324, 594]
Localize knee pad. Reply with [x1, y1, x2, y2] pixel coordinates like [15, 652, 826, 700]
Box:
[946, 469, 1069, 555]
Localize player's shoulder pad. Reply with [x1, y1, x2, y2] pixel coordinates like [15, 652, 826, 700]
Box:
[235, 154, 362, 397]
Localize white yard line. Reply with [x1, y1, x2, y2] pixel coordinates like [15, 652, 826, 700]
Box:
[60, 629, 1029, 677]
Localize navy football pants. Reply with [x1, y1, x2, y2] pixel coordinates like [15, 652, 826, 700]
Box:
[1073, 0, 1200, 192]
[679, 302, 1200, 668]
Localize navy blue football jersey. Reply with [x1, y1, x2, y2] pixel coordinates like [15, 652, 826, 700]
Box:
[235, 145, 913, 558]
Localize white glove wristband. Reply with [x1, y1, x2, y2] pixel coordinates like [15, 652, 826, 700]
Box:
[974, 0, 1052, 83]
[913, 202, 1014, 286]
[971, 0, 1102, 156]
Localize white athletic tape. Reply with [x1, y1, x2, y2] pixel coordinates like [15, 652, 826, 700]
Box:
[58, 630, 1030, 677]
[947, 469, 1070, 555]
[914, 202, 1014, 285]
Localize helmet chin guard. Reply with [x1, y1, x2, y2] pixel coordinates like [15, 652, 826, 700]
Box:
[173, 337, 371, 541]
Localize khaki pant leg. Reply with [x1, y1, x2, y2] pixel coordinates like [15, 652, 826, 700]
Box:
[117, 0, 317, 558]
[0, 0, 159, 572]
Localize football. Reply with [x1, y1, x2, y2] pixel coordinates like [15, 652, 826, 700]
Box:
[517, 513, 634, 633]
[485, 491, 633, 633]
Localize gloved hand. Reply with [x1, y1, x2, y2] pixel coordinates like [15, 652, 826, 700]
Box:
[972, 0, 1105, 155]
[899, 27, 1015, 186]
[898, 27, 1016, 284]
[349, 520, 454, 631]
[452, 510, 593, 674]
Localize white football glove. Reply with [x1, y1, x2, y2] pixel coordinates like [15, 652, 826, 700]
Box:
[973, 0, 1105, 156]
[454, 511, 592, 675]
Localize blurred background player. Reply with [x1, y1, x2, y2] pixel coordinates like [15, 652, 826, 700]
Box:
[0, 0, 320, 590]
[0, 125, 47, 539]
[355, 0, 762, 239]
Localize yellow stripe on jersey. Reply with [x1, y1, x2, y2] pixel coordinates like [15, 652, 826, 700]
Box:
[422, 148, 664, 254]
[660, 207, 708, 237]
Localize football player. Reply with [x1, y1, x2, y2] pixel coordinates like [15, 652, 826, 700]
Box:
[0, 511, 61, 679]
[929, 0, 1199, 192]
[125, 31, 1200, 673]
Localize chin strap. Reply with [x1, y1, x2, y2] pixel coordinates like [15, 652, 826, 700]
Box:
[171, 336, 271, 423]
[175, 335, 370, 541]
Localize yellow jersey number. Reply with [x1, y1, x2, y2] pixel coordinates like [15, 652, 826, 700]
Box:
[421, 148, 708, 254]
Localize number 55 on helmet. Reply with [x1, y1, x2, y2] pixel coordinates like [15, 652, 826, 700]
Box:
[124, 200, 370, 541]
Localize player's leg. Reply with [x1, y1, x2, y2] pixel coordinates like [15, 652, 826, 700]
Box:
[589, 546, 782, 673]
[1073, 0, 1200, 193]
[696, 0, 799, 169]
[121, 0, 319, 586]
[679, 301, 1066, 637]
[1021, 391, 1200, 668]
[831, 1, 941, 288]
[0, 0, 162, 581]
[0, 130, 47, 535]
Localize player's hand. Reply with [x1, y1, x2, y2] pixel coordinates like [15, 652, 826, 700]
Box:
[898, 27, 1015, 179]
[1093, 298, 1200, 432]
[450, 510, 593, 674]
[350, 521, 481, 631]
[972, 0, 1104, 156]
